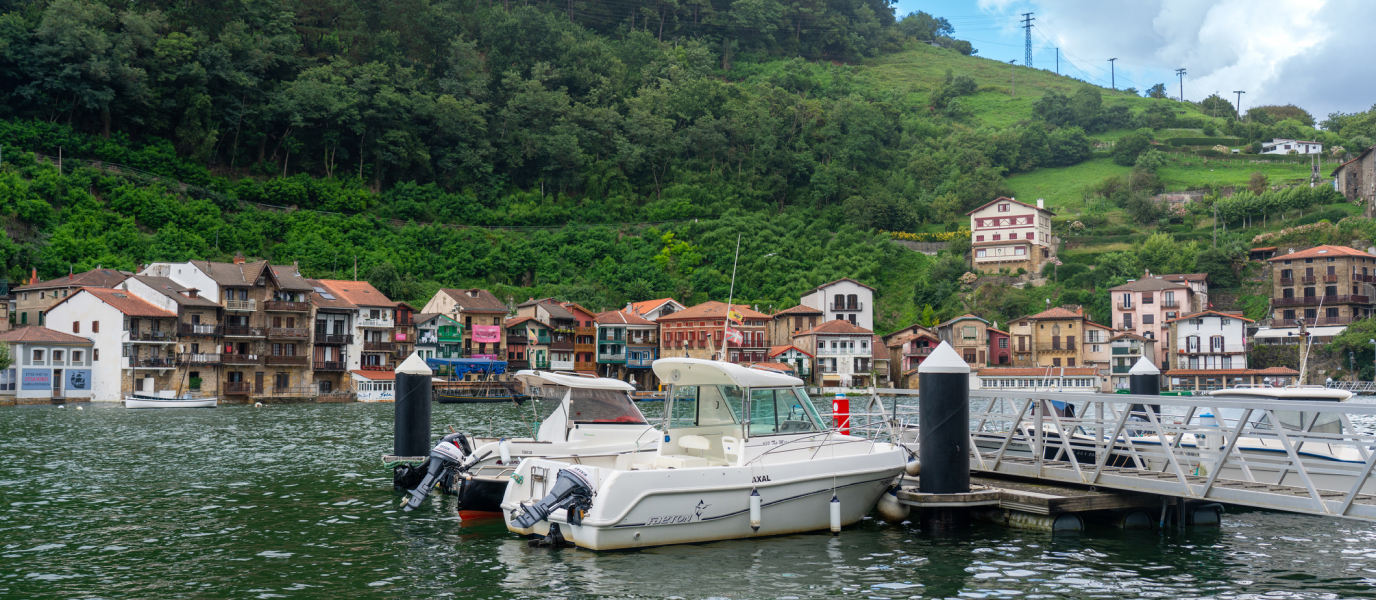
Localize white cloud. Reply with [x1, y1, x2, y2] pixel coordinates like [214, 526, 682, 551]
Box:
[973, 0, 1376, 121]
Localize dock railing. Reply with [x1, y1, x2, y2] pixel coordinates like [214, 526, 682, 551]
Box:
[839, 388, 1376, 522]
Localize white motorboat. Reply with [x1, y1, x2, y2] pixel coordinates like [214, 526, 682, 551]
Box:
[123, 394, 218, 409]
[402, 371, 661, 513]
[500, 358, 907, 550]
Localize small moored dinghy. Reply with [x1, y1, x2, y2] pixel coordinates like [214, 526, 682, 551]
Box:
[124, 393, 217, 409]
[500, 358, 907, 550]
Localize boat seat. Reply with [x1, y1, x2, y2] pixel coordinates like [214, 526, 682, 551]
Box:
[654, 455, 709, 469]
[678, 435, 711, 451]
[721, 436, 740, 464]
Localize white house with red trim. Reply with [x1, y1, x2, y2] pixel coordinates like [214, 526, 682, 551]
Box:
[967, 197, 1055, 275]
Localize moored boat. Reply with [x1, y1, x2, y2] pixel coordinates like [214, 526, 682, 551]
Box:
[124, 394, 218, 409]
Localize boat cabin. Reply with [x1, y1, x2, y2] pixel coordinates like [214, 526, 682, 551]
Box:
[650, 358, 825, 469]
[514, 371, 647, 442]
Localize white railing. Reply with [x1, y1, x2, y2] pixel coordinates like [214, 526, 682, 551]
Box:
[839, 388, 1376, 522]
[357, 318, 395, 328]
[224, 299, 256, 311]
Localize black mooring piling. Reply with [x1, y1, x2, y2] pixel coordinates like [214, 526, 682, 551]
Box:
[394, 353, 434, 458]
[1128, 356, 1162, 417]
[918, 341, 971, 533]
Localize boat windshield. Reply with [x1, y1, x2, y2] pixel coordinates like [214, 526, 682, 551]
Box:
[748, 386, 822, 436]
[668, 385, 744, 428]
[569, 388, 648, 424]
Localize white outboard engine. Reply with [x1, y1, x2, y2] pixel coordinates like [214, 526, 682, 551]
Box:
[403, 433, 485, 511]
[511, 466, 595, 528]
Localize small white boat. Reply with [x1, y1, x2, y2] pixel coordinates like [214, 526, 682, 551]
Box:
[500, 358, 907, 550]
[401, 371, 661, 513]
[123, 394, 218, 409]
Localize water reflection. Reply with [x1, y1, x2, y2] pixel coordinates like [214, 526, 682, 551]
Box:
[0, 401, 1374, 598]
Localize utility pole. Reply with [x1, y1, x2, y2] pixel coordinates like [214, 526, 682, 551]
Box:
[1009, 60, 1017, 97]
[1234, 90, 1245, 121]
[1212, 90, 1220, 119]
[1175, 68, 1186, 102]
[1213, 202, 1217, 248]
[1108, 58, 1117, 90]
[1021, 13, 1035, 69]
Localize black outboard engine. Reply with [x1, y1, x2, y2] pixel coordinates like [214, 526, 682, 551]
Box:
[403, 433, 480, 511]
[510, 467, 595, 528]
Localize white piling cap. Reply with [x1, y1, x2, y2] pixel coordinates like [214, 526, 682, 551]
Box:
[918, 341, 970, 374]
[1128, 356, 1160, 375]
[396, 352, 433, 376]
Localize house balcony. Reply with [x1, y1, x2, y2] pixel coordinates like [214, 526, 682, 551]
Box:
[264, 300, 311, 312]
[224, 382, 251, 395]
[131, 357, 175, 368]
[1111, 346, 1142, 355]
[904, 347, 934, 357]
[418, 335, 438, 345]
[1160, 300, 1179, 308]
[314, 360, 347, 371]
[508, 359, 529, 370]
[358, 318, 395, 328]
[1117, 303, 1134, 310]
[364, 341, 397, 352]
[627, 353, 656, 368]
[536, 336, 552, 345]
[1325, 274, 1339, 283]
[1121, 323, 1136, 330]
[627, 335, 657, 345]
[225, 299, 256, 312]
[534, 358, 551, 369]
[508, 334, 529, 345]
[1271, 316, 1358, 327]
[597, 350, 627, 364]
[176, 353, 221, 365]
[265, 355, 309, 366]
[224, 326, 265, 337]
[1112, 365, 1132, 374]
[1274, 295, 1370, 307]
[315, 333, 352, 345]
[830, 302, 864, 312]
[360, 364, 393, 371]
[551, 359, 575, 370]
[1280, 278, 1295, 286]
[129, 331, 176, 343]
[437, 330, 463, 343]
[1035, 343, 1076, 353]
[1301, 275, 1317, 284]
[222, 353, 263, 365]
[179, 323, 222, 337]
[267, 327, 309, 339]
[1178, 347, 1246, 355]
[574, 360, 596, 371]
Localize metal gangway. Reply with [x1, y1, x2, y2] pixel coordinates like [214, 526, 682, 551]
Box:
[845, 389, 1376, 522]
[1327, 380, 1376, 393]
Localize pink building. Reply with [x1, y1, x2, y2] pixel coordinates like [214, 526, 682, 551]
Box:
[987, 328, 1011, 365]
[1108, 276, 1200, 369]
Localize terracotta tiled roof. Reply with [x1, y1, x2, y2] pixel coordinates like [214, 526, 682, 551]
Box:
[132, 276, 221, 308]
[15, 268, 129, 291]
[1267, 245, 1376, 261]
[1165, 310, 1256, 324]
[1160, 273, 1208, 284]
[0, 326, 94, 345]
[795, 319, 874, 336]
[1168, 367, 1299, 376]
[801, 277, 877, 295]
[768, 344, 814, 358]
[191, 259, 268, 287]
[317, 280, 393, 307]
[1027, 306, 1083, 320]
[50, 287, 176, 318]
[517, 297, 558, 308]
[965, 196, 1056, 216]
[505, 316, 538, 328]
[870, 336, 890, 360]
[595, 310, 655, 326]
[414, 313, 456, 326]
[1108, 278, 1192, 292]
[1110, 332, 1153, 342]
[440, 288, 508, 314]
[304, 278, 357, 311]
[977, 367, 1098, 377]
[987, 328, 1010, 336]
[628, 298, 679, 315]
[660, 301, 771, 321]
[561, 302, 598, 320]
[351, 370, 397, 380]
[1084, 321, 1114, 330]
[774, 304, 824, 316]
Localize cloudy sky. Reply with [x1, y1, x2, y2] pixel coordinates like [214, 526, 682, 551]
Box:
[889, 0, 1376, 122]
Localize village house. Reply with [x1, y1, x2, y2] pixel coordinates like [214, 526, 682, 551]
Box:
[767, 345, 813, 379]
[514, 298, 577, 369]
[393, 302, 417, 363]
[967, 197, 1055, 275]
[124, 275, 227, 397]
[304, 279, 355, 395]
[1158, 273, 1210, 310]
[1109, 277, 1197, 367]
[1083, 321, 1114, 390]
[1164, 310, 1297, 390]
[870, 336, 890, 387]
[1332, 146, 1375, 215]
[767, 304, 825, 346]
[936, 314, 990, 367]
[625, 298, 687, 321]
[0, 327, 95, 405]
[594, 309, 658, 383]
[987, 327, 1011, 366]
[1261, 138, 1323, 155]
[798, 278, 876, 330]
[504, 317, 532, 370]
[420, 288, 509, 361]
[790, 319, 875, 388]
[12, 267, 128, 328]
[886, 329, 940, 389]
[658, 301, 770, 363]
[562, 302, 599, 372]
[1022, 306, 1089, 368]
[414, 313, 461, 360]
[1108, 333, 1156, 390]
[45, 287, 179, 401]
[316, 280, 397, 372]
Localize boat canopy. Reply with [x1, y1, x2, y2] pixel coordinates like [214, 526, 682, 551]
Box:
[425, 357, 507, 376]
[1207, 387, 1353, 402]
[514, 370, 636, 391]
[652, 358, 803, 388]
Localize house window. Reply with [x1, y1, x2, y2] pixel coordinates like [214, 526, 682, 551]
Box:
[93, 321, 99, 333]
[976, 250, 987, 258]
[999, 204, 1009, 212]
[73, 321, 79, 333]
[999, 338, 1008, 349]
[1026, 232, 1034, 240]
[32, 349, 43, 363]
[72, 351, 82, 363]
[993, 234, 1001, 241]
[976, 235, 985, 242]
[1014, 247, 1026, 256]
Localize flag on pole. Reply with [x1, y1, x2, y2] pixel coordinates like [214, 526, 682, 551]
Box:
[725, 327, 744, 345]
[728, 309, 744, 324]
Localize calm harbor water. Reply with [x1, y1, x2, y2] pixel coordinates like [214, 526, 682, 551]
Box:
[3, 401, 1376, 599]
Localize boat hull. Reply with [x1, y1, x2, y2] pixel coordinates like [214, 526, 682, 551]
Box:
[435, 393, 525, 404]
[503, 448, 906, 550]
[124, 397, 218, 409]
